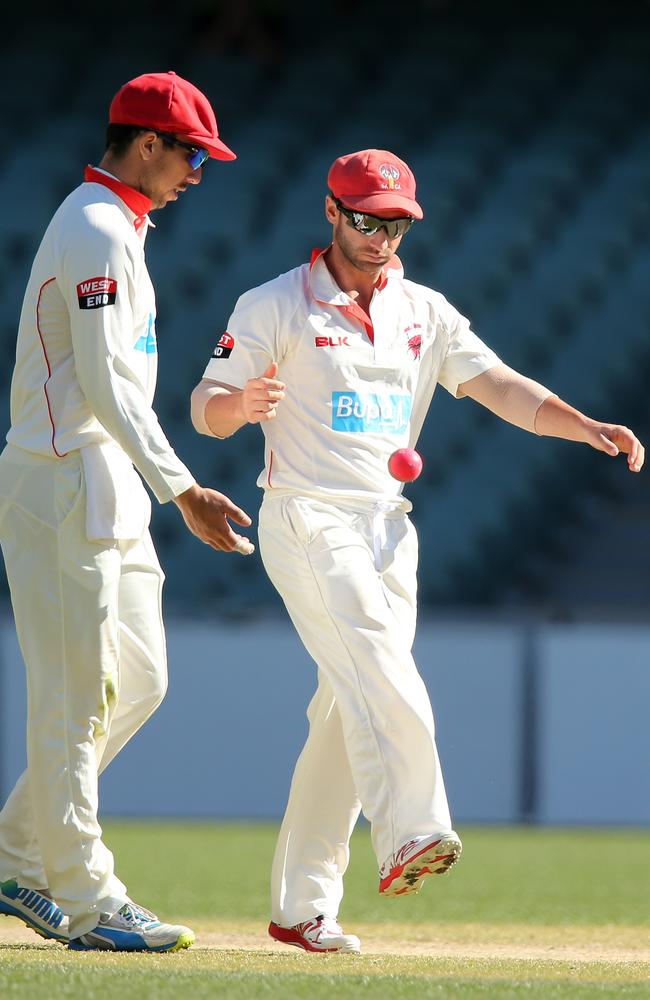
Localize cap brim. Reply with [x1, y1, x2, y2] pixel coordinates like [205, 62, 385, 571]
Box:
[340, 192, 423, 220]
[184, 133, 237, 161]
[207, 139, 237, 162]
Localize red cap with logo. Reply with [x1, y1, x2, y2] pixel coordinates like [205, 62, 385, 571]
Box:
[109, 70, 236, 162]
[327, 149, 422, 219]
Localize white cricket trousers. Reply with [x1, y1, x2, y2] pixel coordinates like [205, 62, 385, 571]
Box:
[258, 493, 452, 926]
[0, 445, 167, 937]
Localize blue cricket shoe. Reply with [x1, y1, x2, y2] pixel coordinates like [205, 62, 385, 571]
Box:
[69, 900, 194, 952]
[0, 878, 68, 941]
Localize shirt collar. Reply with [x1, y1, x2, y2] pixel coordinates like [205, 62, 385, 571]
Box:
[308, 245, 402, 304]
[84, 166, 153, 232]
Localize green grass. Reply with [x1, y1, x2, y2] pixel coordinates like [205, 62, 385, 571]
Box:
[3, 951, 650, 1000]
[100, 820, 650, 927]
[1, 822, 649, 999]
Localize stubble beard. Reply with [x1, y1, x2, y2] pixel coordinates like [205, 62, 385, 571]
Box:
[336, 229, 388, 274]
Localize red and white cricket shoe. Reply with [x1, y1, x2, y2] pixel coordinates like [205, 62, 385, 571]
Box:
[379, 831, 463, 897]
[268, 914, 361, 953]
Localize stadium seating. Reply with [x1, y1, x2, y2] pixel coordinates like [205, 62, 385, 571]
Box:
[1, 0, 649, 616]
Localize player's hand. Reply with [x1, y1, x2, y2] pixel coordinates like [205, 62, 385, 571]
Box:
[173, 483, 255, 554]
[586, 422, 645, 472]
[240, 362, 285, 424]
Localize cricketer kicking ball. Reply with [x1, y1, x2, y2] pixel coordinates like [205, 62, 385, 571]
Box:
[388, 448, 423, 482]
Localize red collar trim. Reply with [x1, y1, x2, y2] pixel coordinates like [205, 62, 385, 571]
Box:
[308, 247, 404, 346]
[308, 247, 374, 341]
[84, 166, 152, 227]
[310, 246, 327, 270]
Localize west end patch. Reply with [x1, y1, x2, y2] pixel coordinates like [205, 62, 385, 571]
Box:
[212, 332, 235, 359]
[77, 277, 117, 310]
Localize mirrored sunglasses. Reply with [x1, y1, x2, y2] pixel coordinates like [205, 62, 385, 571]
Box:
[333, 196, 414, 239]
[154, 131, 210, 170]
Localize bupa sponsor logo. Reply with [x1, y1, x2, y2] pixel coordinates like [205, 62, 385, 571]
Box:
[332, 391, 412, 434]
[212, 332, 234, 359]
[134, 313, 157, 354]
[77, 277, 117, 310]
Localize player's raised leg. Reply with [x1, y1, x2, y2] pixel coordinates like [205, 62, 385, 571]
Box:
[374, 512, 462, 896]
[260, 495, 458, 896]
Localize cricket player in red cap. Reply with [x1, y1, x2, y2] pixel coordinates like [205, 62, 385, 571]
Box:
[0, 71, 252, 952]
[192, 147, 644, 953]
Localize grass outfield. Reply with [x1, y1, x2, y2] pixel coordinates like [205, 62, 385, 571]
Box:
[1, 822, 649, 998]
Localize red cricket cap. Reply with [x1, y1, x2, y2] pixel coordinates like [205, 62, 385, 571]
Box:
[109, 70, 236, 162]
[327, 149, 423, 219]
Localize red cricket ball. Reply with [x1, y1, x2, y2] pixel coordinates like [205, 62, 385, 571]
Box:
[388, 448, 423, 482]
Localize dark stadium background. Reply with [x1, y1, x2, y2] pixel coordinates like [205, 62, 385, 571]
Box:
[0, 1, 649, 829]
[1, 0, 649, 621]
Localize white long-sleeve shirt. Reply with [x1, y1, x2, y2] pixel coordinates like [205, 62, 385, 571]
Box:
[7, 166, 194, 536]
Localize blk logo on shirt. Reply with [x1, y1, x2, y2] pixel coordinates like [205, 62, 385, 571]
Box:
[77, 277, 117, 309]
[315, 336, 350, 347]
[212, 332, 234, 359]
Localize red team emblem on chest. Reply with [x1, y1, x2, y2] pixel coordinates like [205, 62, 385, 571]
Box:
[405, 324, 422, 360]
[212, 332, 235, 359]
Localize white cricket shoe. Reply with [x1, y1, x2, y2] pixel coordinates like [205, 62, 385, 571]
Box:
[68, 900, 194, 952]
[0, 878, 68, 941]
[268, 914, 361, 953]
[379, 831, 463, 896]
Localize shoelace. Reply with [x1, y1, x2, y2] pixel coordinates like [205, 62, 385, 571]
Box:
[116, 903, 158, 927]
[126, 899, 158, 922]
[311, 915, 343, 938]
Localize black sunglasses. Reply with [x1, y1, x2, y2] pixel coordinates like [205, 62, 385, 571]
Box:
[332, 196, 414, 239]
[153, 130, 209, 170]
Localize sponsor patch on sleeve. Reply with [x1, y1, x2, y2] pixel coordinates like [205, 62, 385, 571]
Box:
[76, 277, 117, 310]
[212, 332, 235, 359]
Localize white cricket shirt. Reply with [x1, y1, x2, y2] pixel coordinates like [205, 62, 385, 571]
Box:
[7, 167, 194, 532]
[202, 248, 500, 507]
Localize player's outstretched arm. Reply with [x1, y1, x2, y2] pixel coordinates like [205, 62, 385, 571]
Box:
[534, 396, 645, 472]
[191, 362, 285, 439]
[460, 365, 644, 473]
[173, 483, 255, 554]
